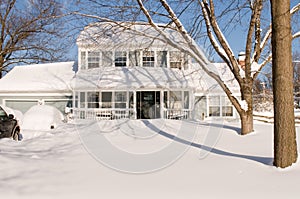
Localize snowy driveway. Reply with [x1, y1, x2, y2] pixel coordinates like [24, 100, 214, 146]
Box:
[0, 120, 300, 199]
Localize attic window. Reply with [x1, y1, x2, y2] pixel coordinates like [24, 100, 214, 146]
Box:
[87, 51, 100, 68]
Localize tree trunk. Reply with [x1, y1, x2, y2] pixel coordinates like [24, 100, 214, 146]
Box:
[239, 80, 254, 135]
[240, 111, 253, 135]
[271, 0, 298, 168]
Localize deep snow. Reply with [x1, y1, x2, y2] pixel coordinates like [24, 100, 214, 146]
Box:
[0, 119, 300, 199]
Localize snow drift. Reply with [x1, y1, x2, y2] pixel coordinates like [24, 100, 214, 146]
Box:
[22, 105, 64, 131]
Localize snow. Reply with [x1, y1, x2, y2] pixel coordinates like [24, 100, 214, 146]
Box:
[239, 100, 248, 111]
[1, 118, 300, 199]
[21, 105, 64, 131]
[0, 62, 75, 93]
[1, 105, 24, 124]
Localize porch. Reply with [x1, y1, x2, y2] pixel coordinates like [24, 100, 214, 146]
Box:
[72, 108, 191, 120]
[72, 90, 192, 120]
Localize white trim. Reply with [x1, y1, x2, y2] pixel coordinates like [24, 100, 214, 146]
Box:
[0, 93, 72, 97]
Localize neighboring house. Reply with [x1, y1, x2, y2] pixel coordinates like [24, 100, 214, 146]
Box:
[72, 22, 240, 120]
[0, 62, 75, 114]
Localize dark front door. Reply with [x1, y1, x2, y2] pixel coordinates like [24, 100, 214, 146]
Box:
[136, 91, 160, 119]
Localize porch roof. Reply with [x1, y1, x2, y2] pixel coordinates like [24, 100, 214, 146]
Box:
[72, 67, 193, 90]
[72, 64, 240, 93]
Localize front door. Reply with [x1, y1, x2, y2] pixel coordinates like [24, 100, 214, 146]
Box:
[136, 91, 161, 119]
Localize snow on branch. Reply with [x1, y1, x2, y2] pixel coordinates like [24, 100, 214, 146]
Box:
[293, 31, 300, 39]
[291, 3, 300, 14]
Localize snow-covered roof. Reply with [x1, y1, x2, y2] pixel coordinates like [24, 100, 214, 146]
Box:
[0, 62, 75, 94]
[77, 22, 187, 50]
[71, 64, 240, 93]
[72, 67, 191, 90]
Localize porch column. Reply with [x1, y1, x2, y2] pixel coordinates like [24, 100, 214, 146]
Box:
[160, 90, 164, 119]
[133, 91, 137, 119]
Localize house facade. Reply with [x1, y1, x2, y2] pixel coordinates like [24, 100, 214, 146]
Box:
[71, 22, 240, 120]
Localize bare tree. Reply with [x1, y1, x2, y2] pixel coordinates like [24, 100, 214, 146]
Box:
[72, 0, 300, 135]
[0, 0, 71, 78]
[271, 0, 298, 168]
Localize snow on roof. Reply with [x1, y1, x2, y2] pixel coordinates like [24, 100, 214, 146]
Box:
[77, 22, 187, 50]
[72, 67, 190, 90]
[0, 62, 75, 93]
[71, 64, 239, 93]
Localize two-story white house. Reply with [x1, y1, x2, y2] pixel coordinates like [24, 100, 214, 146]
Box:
[71, 22, 240, 120]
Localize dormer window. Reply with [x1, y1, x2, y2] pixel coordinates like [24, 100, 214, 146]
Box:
[115, 51, 127, 67]
[142, 51, 155, 67]
[87, 51, 100, 69]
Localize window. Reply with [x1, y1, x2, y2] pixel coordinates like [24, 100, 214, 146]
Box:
[87, 92, 99, 108]
[80, 51, 86, 69]
[80, 92, 86, 108]
[184, 91, 189, 109]
[142, 51, 155, 67]
[169, 91, 182, 109]
[129, 51, 140, 67]
[221, 96, 233, 116]
[102, 51, 113, 67]
[74, 92, 79, 108]
[164, 91, 168, 108]
[208, 96, 220, 116]
[129, 92, 134, 108]
[87, 51, 100, 68]
[170, 51, 182, 69]
[101, 92, 112, 108]
[183, 54, 189, 70]
[115, 51, 127, 67]
[157, 51, 167, 68]
[114, 92, 127, 108]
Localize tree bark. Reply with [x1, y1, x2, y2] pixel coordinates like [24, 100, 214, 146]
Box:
[238, 78, 254, 135]
[271, 0, 298, 168]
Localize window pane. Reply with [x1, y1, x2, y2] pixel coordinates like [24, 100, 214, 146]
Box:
[81, 51, 86, 69]
[209, 107, 220, 116]
[169, 91, 182, 109]
[101, 92, 112, 108]
[184, 91, 189, 109]
[129, 92, 134, 108]
[222, 106, 233, 116]
[87, 92, 99, 108]
[80, 92, 86, 108]
[114, 92, 127, 108]
[129, 51, 140, 66]
[157, 51, 167, 68]
[115, 51, 127, 67]
[221, 96, 233, 116]
[115, 92, 127, 102]
[102, 51, 113, 67]
[183, 53, 189, 70]
[164, 91, 168, 108]
[170, 51, 182, 69]
[88, 51, 100, 69]
[74, 92, 79, 108]
[142, 51, 155, 67]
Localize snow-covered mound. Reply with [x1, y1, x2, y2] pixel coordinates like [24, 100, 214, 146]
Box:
[0, 104, 23, 124]
[22, 105, 64, 131]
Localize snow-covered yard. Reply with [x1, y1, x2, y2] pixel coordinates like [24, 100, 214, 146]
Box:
[1, 119, 300, 199]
